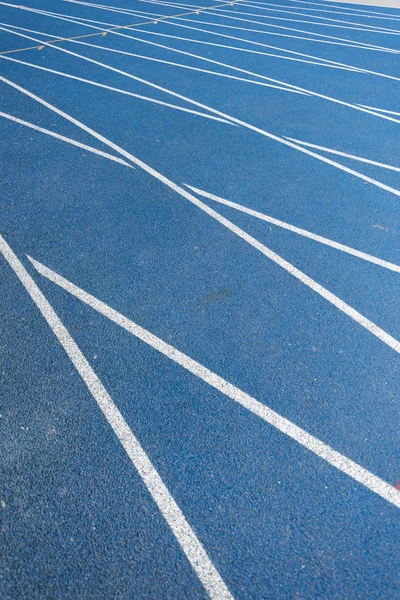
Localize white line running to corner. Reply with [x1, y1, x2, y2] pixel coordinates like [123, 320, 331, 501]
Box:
[184, 184, 400, 273]
[1, 73, 399, 357]
[0, 235, 234, 600]
[26, 252, 400, 510]
[0, 111, 133, 168]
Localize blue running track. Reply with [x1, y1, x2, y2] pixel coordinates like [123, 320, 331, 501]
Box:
[1, 0, 400, 597]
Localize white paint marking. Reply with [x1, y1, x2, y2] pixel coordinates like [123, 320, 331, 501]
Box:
[2, 33, 400, 201]
[358, 104, 400, 118]
[3, 73, 400, 357]
[0, 55, 235, 126]
[135, 0, 400, 52]
[141, 0, 400, 35]
[0, 111, 133, 168]
[26, 253, 400, 510]
[0, 235, 233, 600]
[285, 137, 400, 174]
[0, 20, 307, 96]
[52, 0, 400, 53]
[184, 184, 400, 273]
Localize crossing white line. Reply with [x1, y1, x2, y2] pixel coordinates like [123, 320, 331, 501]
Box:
[2, 31, 400, 200]
[285, 137, 400, 173]
[129, 0, 400, 51]
[358, 104, 400, 118]
[55, 0, 400, 53]
[288, 0, 400, 21]
[2, 73, 400, 357]
[25, 252, 400, 510]
[0, 111, 133, 168]
[184, 184, 400, 273]
[0, 55, 235, 126]
[0, 20, 308, 96]
[0, 234, 234, 600]
[140, 0, 400, 35]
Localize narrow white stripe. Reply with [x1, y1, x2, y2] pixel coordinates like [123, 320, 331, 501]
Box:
[0, 22, 306, 96]
[3, 73, 400, 357]
[142, 0, 400, 35]
[184, 184, 400, 273]
[358, 104, 400, 118]
[50, 0, 400, 53]
[289, 0, 400, 21]
[134, 0, 400, 51]
[26, 253, 400, 510]
[0, 111, 133, 168]
[231, 1, 400, 32]
[285, 137, 400, 173]
[0, 235, 233, 600]
[2, 35, 400, 203]
[0, 55, 234, 126]
[171, 15, 400, 53]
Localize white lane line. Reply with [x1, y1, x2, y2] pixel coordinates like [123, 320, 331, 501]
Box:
[70, 40, 307, 95]
[136, 0, 400, 51]
[0, 235, 234, 600]
[27, 253, 400, 510]
[140, 0, 400, 35]
[358, 104, 400, 118]
[225, 1, 400, 32]
[56, 0, 400, 53]
[170, 15, 400, 53]
[46, 13, 363, 74]
[0, 20, 307, 96]
[2, 73, 400, 357]
[0, 56, 234, 126]
[184, 184, 400, 273]
[285, 137, 400, 173]
[0, 111, 133, 168]
[2, 30, 400, 203]
[288, 0, 400, 21]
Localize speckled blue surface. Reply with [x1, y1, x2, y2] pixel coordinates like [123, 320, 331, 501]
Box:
[1, 0, 400, 597]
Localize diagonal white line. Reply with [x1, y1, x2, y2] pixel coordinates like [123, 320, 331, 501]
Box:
[0, 111, 133, 168]
[3, 25, 400, 198]
[26, 253, 400, 510]
[15, 0, 400, 53]
[0, 235, 234, 600]
[285, 137, 400, 173]
[358, 104, 400, 118]
[1, 73, 399, 356]
[184, 184, 400, 273]
[140, 0, 400, 35]
[0, 55, 235, 126]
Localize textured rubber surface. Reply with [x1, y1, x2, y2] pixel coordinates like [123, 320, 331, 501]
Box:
[1, 0, 400, 597]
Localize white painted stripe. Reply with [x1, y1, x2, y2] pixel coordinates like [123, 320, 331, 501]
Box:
[289, 0, 400, 21]
[141, 0, 400, 35]
[358, 104, 400, 118]
[70, 39, 308, 95]
[26, 253, 400, 510]
[55, 0, 400, 53]
[219, 2, 400, 34]
[170, 15, 400, 53]
[3, 73, 400, 357]
[2, 34, 400, 202]
[0, 235, 233, 600]
[184, 184, 400, 273]
[285, 137, 400, 173]
[0, 111, 133, 168]
[27, 5, 369, 74]
[0, 55, 234, 126]
[0, 22, 306, 96]
[0, 14, 308, 97]
[136, 0, 400, 50]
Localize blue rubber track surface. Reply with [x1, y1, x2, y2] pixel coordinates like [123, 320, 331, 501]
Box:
[1, 0, 400, 597]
